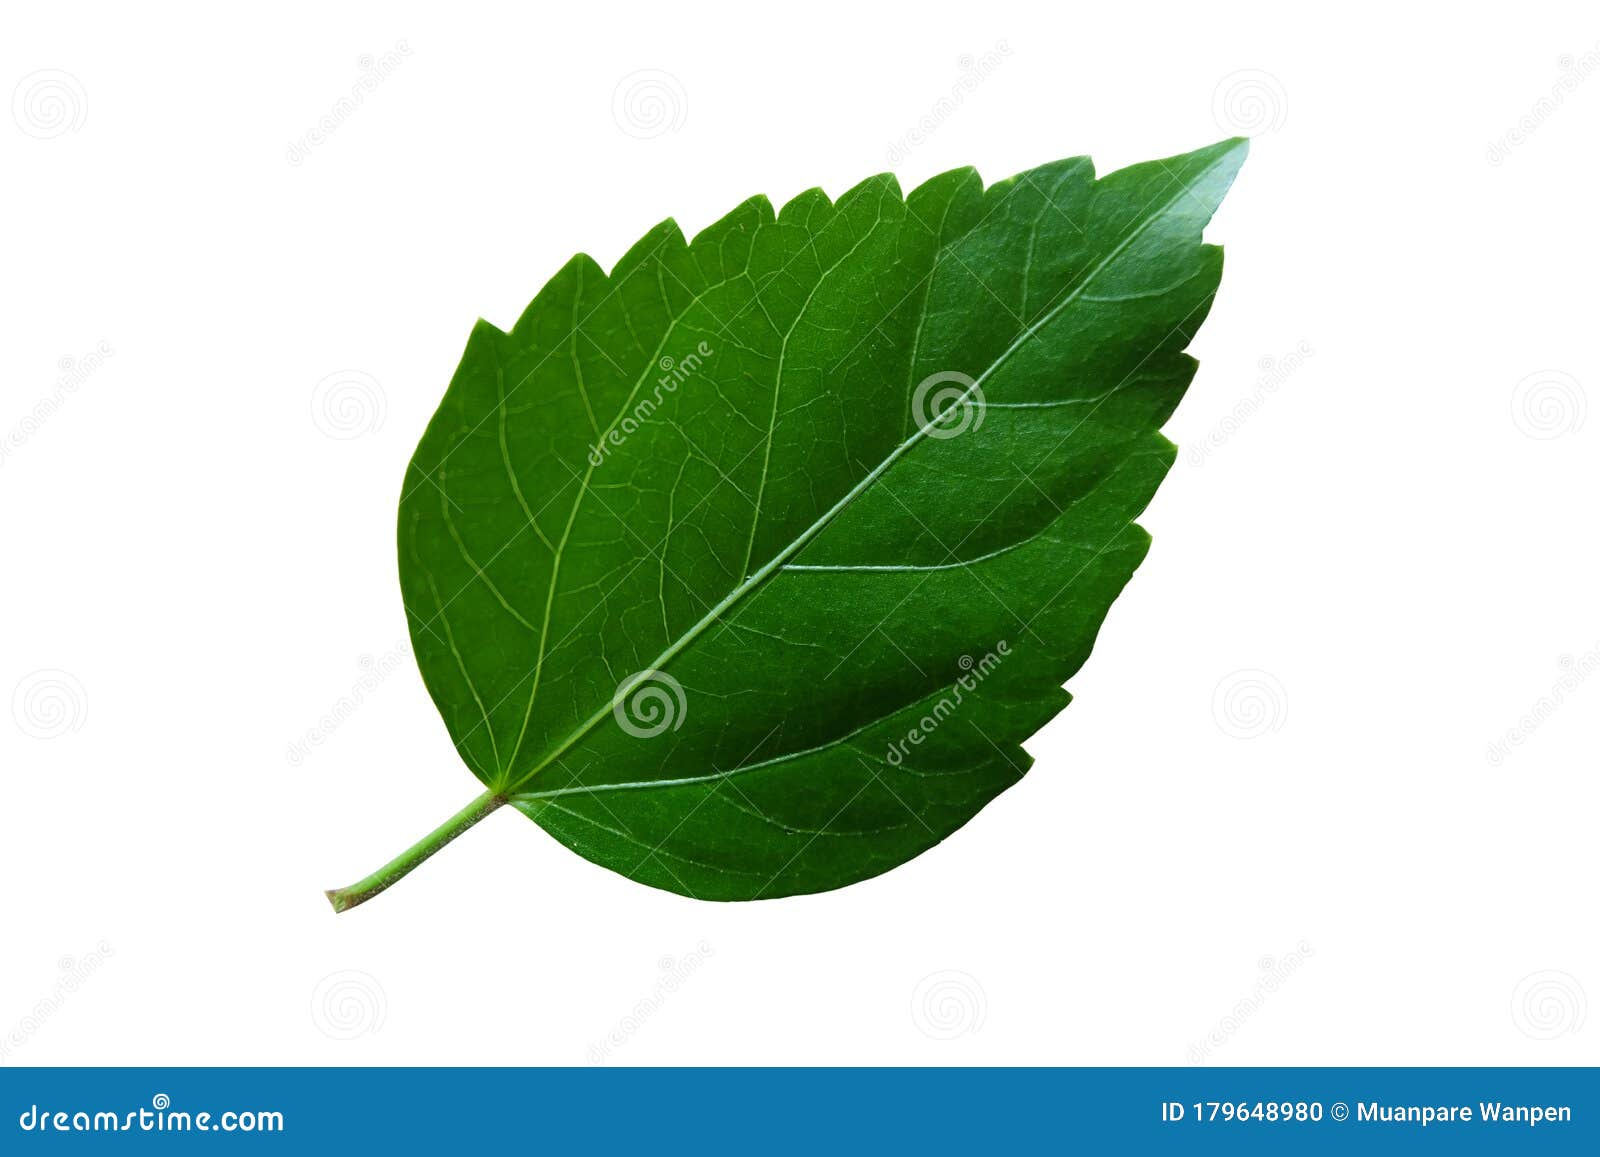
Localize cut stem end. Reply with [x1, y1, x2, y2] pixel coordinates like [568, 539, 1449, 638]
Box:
[323, 790, 506, 914]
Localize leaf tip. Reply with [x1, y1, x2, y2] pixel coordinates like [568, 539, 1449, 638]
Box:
[468, 316, 506, 342]
[778, 186, 832, 221]
[610, 218, 689, 279]
[1207, 135, 1251, 174]
[564, 251, 606, 280]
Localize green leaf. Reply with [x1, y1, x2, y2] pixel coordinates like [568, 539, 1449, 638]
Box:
[326, 137, 1248, 911]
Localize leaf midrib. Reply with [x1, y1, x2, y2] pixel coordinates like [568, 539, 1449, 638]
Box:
[501, 159, 1220, 796]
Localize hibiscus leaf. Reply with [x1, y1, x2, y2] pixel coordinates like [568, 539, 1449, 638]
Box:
[326, 137, 1248, 911]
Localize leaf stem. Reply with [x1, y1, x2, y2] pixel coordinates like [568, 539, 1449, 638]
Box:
[324, 790, 505, 913]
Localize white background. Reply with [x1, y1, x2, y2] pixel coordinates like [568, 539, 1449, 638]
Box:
[3, 0, 1596, 1066]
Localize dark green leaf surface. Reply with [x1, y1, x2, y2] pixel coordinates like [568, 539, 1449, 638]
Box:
[384, 139, 1246, 902]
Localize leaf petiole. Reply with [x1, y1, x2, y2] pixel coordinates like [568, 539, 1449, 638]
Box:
[324, 790, 505, 913]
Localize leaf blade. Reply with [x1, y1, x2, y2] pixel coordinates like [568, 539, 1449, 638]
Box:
[394, 138, 1247, 900]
